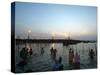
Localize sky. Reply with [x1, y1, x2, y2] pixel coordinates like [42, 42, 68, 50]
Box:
[15, 2, 97, 40]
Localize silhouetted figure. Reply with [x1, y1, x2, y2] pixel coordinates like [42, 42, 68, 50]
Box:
[41, 48, 44, 56]
[50, 47, 54, 55]
[73, 52, 80, 69]
[89, 49, 95, 60]
[69, 48, 74, 65]
[53, 49, 57, 60]
[58, 57, 63, 70]
[52, 57, 63, 71]
[52, 59, 58, 71]
[29, 48, 33, 56]
[20, 47, 28, 60]
[18, 47, 28, 69]
[69, 48, 72, 64]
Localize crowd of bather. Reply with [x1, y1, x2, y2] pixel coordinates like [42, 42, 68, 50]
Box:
[17, 44, 96, 72]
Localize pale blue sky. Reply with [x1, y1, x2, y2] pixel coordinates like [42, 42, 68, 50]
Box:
[15, 2, 97, 40]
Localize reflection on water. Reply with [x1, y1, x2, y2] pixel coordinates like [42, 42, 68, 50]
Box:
[15, 42, 97, 73]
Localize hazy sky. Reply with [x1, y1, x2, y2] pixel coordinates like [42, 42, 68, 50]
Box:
[15, 2, 97, 40]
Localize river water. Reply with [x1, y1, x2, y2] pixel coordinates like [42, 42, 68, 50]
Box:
[15, 42, 97, 73]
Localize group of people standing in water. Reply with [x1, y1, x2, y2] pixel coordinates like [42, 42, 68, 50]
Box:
[17, 46, 33, 70]
[50, 47, 63, 70]
[17, 43, 96, 72]
[50, 47, 81, 70]
[20, 46, 33, 60]
[50, 46, 96, 70]
[69, 48, 80, 69]
[50, 47, 57, 59]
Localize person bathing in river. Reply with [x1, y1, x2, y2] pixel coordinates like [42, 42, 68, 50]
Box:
[73, 52, 80, 69]
[18, 46, 28, 68]
[89, 49, 95, 60]
[29, 48, 33, 56]
[58, 57, 63, 70]
[20, 46, 28, 60]
[50, 47, 54, 56]
[53, 49, 57, 58]
[51, 49, 57, 61]
[50, 47, 57, 60]
[52, 56, 63, 71]
[69, 48, 74, 65]
[41, 47, 44, 56]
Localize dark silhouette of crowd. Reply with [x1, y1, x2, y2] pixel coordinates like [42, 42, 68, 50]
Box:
[16, 43, 96, 72]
